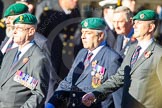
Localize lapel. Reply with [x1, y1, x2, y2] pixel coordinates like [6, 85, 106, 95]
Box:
[120, 39, 133, 57]
[72, 50, 87, 85]
[130, 42, 156, 74]
[123, 43, 137, 66]
[116, 35, 124, 53]
[75, 46, 107, 85]
[105, 25, 116, 48]
[0, 47, 18, 84]
[0, 36, 9, 50]
[1, 45, 37, 86]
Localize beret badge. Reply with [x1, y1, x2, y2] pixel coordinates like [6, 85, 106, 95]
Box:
[19, 15, 24, 22]
[84, 21, 88, 27]
[140, 14, 145, 19]
[10, 10, 15, 16]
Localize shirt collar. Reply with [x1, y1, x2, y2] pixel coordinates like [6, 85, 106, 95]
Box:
[62, 8, 72, 14]
[87, 41, 106, 61]
[18, 40, 35, 59]
[137, 38, 153, 50]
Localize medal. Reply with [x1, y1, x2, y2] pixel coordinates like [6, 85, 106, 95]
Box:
[91, 71, 96, 76]
[91, 60, 106, 88]
[14, 70, 38, 90]
[92, 60, 97, 67]
[92, 75, 101, 88]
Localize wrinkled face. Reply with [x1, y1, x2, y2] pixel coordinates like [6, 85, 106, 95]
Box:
[5, 15, 19, 37]
[113, 12, 131, 35]
[122, 0, 136, 12]
[133, 20, 154, 41]
[64, 0, 78, 10]
[13, 24, 33, 45]
[5, 15, 19, 28]
[81, 28, 101, 51]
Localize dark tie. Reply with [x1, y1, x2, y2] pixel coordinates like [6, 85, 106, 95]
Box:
[130, 46, 141, 67]
[5, 39, 14, 52]
[13, 51, 21, 64]
[84, 52, 93, 68]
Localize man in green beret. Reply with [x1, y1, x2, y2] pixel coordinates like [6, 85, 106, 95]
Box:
[0, 13, 49, 108]
[0, 3, 60, 103]
[1, 3, 28, 54]
[0, 3, 29, 68]
[82, 10, 162, 108]
[46, 17, 122, 108]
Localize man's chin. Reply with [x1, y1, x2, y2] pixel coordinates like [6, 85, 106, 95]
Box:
[83, 46, 88, 49]
[6, 32, 13, 37]
[133, 35, 140, 38]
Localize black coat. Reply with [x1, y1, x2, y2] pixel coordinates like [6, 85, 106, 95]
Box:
[37, 0, 81, 79]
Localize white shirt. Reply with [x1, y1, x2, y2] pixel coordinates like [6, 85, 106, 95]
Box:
[18, 42, 34, 61]
[1, 37, 18, 54]
[122, 35, 130, 49]
[62, 7, 72, 14]
[88, 45, 105, 62]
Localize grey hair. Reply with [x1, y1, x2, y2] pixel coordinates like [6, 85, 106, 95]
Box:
[25, 24, 37, 30]
[114, 6, 133, 22]
[96, 29, 108, 40]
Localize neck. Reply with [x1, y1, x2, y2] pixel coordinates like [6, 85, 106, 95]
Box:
[18, 41, 30, 50]
[59, 0, 69, 11]
[137, 34, 153, 42]
[125, 27, 133, 37]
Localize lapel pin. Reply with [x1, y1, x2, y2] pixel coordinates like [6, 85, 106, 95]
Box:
[92, 60, 97, 67]
[23, 57, 29, 64]
[144, 51, 151, 58]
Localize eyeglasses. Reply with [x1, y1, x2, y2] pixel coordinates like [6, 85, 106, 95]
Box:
[12, 26, 31, 31]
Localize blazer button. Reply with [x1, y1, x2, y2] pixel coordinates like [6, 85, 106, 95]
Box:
[72, 93, 76, 97]
[72, 103, 75, 107]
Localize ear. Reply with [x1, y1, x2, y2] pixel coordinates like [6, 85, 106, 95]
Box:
[149, 23, 155, 32]
[98, 32, 104, 41]
[28, 27, 36, 37]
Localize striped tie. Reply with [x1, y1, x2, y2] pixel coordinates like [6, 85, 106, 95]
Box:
[130, 46, 141, 67]
[84, 52, 93, 69]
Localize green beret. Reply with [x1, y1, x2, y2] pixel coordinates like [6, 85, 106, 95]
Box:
[13, 13, 37, 25]
[4, 3, 28, 17]
[81, 18, 106, 30]
[133, 10, 158, 21]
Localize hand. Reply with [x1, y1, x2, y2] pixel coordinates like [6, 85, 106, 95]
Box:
[82, 92, 96, 107]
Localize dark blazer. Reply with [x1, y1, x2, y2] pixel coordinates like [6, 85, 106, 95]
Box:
[0, 36, 9, 69]
[0, 36, 9, 50]
[34, 32, 61, 102]
[0, 44, 49, 108]
[114, 35, 136, 58]
[37, 0, 81, 80]
[48, 45, 122, 108]
[105, 24, 117, 48]
[93, 41, 162, 108]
